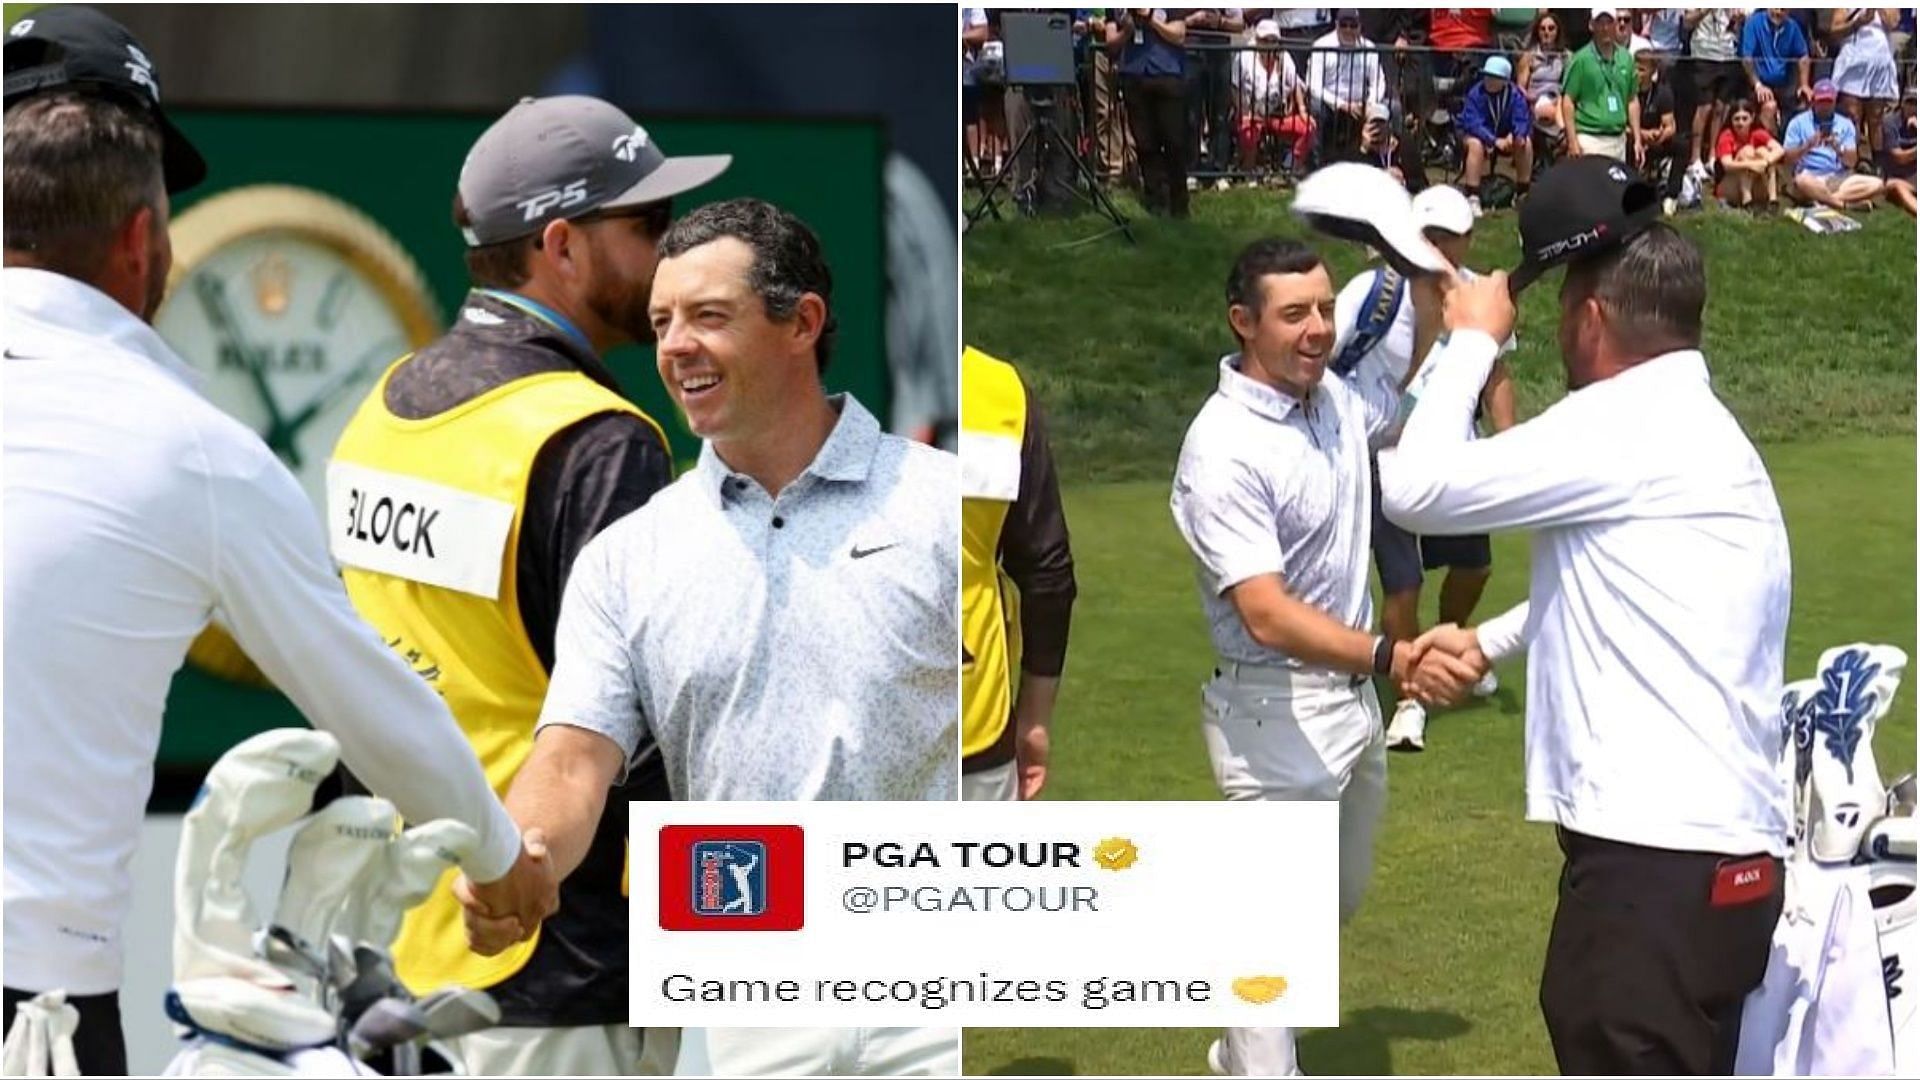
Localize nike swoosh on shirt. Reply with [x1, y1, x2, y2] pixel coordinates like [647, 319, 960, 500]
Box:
[3, 348, 45, 360]
[850, 543, 899, 560]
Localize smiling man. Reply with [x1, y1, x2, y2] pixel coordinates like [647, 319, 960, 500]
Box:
[460, 196, 959, 1075]
[1169, 237, 1479, 1078]
[326, 94, 728, 1075]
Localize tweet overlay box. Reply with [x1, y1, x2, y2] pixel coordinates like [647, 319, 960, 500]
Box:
[629, 801, 1339, 1027]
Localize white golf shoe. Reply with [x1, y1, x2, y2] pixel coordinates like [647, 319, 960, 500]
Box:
[1472, 671, 1499, 698]
[1207, 1038, 1229, 1076]
[1386, 699, 1427, 752]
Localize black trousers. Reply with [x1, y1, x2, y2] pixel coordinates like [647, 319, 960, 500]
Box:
[1539, 829, 1783, 1076]
[1122, 74, 1189, 216]
[3, 988, 126, 1076]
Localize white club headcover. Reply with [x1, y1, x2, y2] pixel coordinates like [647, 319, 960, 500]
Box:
[173, 729, 339, 988]
[1291, 163, 1452, 278]
[270, 796, 399, 993]
[1780, 676, 1823, 855]
[1865, 815, 1917, 863]
[1802, 644, 1905, 863]
[339, 819, 479, 952]
[161, 1037, 373, 1077]
[0, 989, 80, 1077]
[164, 979, 337, 1058]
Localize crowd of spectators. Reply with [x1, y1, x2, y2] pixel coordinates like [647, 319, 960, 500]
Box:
[963, 8, 1918, 220]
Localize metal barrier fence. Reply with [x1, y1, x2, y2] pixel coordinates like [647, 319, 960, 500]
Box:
[965, 37, 1918, 203]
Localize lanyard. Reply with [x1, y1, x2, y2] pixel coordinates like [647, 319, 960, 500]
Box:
[475, 288, 595, 354]
[1593, 46, 1625, 102]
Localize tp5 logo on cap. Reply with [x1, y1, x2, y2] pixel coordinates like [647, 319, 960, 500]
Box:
[659, 825, 804, 931]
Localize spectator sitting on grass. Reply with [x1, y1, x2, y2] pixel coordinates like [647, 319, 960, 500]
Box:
[1308, 8, 1386, 165]
[1784, 78, 1885, 210]
[1880, 85, 1916, 217]
[1235, 18, 1315, 179]
[1631, 36, 1681, 213]
[1460, 55, 1534, 216]
[1716, 98, 1784, 210]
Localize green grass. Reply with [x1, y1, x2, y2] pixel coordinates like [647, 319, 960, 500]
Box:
[963, 188, 1916, 485]
[962, 190, 1917, 1075]
[966, 440, 1916, 1076]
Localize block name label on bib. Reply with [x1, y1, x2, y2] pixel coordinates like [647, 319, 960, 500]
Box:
[326, 461, 516, 600]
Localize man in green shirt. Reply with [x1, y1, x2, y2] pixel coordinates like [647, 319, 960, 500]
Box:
[1559, 8, 1640, 161]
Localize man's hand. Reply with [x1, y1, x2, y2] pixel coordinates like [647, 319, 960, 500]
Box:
[1400, 624, 1489, 707]
[1755, 82, 1775, 108]
[1496, 134, 1513, 153]
[453, 828, 558, 956]
[1442, 269, 1516, 344]
[1016, 721, 1050, 801]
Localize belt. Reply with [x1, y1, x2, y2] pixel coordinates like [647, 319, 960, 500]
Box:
[1213, 661, 1368, 691]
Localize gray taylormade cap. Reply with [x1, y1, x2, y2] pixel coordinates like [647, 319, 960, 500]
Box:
[457, 95, 732, 247]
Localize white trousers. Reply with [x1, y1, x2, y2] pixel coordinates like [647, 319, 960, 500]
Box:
[1201, 663, 1388, 1077]
[960, 761, 1018, 801]
[686, 1027, 960, 1076]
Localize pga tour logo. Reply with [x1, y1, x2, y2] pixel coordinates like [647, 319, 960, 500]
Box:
[693, 841, 766, 916]
[659, 825, 804, 932]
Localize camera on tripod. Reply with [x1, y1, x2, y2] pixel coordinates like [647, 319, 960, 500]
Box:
[998, 11, 1077, 91]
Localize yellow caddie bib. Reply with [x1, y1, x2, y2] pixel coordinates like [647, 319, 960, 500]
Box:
[327, 360, 666, 994]
[961, 347, 1029, 759]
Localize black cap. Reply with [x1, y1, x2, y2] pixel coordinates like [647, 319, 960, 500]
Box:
[5, 6, 207, 193]
[1509, 156, 1658, 294]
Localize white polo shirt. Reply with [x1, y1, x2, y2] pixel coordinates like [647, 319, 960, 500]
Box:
[1170, 354, 1397, 668]
[2, 269, 520, 995]
[539, 395, 958, 801]
[1378, 331, 1793, 857]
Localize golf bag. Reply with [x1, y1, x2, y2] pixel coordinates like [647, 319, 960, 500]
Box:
[1737, 644, 1915, 1075]
[156, 729, 495, 1076]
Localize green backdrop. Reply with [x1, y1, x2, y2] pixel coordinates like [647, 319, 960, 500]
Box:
[155, 108, 887, 784]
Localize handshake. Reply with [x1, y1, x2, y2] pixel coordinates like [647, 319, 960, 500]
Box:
[1390, 623, 1490, 708]
[452, 828, 561, 957]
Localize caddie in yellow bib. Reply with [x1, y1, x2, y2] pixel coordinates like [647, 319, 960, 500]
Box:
[326, 93, 729, 1075]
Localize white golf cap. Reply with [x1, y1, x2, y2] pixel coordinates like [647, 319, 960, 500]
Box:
[1254, 18, 1281, 41]
[1413, 185, 1475, 236]
[1590, 7, 1622, 21]
[1365, 100, 1391, 121]
[1292, 162, 1451, 277]
[1629, 34, 1654, 57]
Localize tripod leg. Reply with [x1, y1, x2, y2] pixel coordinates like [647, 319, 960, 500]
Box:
[1061, 124, 1134, 241]
[966, 121, 1040, 231]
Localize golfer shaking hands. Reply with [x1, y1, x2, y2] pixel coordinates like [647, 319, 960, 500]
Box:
[1377, 157, 1792, 1076]
[2, 10, 551, 1071]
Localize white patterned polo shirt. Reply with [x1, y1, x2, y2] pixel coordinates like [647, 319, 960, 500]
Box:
[539, 394, 958, 801]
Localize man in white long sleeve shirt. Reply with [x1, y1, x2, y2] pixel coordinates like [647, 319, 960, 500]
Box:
[1308, 9, 1387, 165]
[2, 11, 552, 1071]
[1170, 238, 1478, 1077]
[1377, 157, 1792, 1076]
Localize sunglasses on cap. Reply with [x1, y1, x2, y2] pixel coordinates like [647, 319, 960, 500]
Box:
[531, 198, 674, 249]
